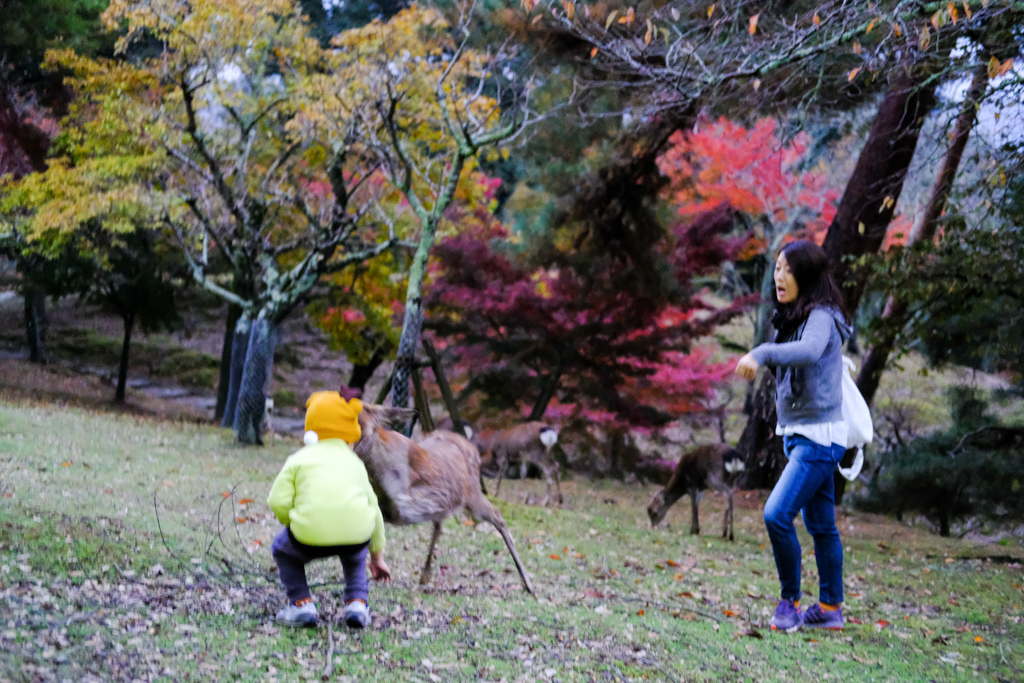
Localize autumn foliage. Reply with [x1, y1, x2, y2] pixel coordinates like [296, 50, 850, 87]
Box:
[426, 201, 751, 431]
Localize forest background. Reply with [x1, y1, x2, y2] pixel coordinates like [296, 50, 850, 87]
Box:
[1, 0, 1024, 538]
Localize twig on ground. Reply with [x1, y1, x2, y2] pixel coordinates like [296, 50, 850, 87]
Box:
[324, 622, 335, 678]
[153, 490, 179, 560]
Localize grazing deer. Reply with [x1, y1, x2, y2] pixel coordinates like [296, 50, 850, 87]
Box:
[352, 403, 534, 593]
[646, 444, 746, 541]
[480, 422, 561, 507]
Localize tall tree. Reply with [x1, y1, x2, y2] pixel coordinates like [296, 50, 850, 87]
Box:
[305, 4, 550, 411]
[856, 59, 991, 406]
[50, 0, 407, 443]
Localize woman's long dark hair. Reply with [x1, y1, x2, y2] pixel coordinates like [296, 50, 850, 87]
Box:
[771, 240, 848, 337]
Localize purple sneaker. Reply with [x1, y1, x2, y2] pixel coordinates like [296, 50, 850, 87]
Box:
[770, 599, 803, 633]
[802, 603, 844, 630]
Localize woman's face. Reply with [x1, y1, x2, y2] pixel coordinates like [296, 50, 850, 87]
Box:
[774, 252, 799, 304]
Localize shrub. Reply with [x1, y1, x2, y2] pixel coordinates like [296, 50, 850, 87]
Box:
[856, 387, 1024, 536]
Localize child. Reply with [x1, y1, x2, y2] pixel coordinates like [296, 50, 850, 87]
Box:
[268, 390, 390, 628]
[735, 240, 851, 632]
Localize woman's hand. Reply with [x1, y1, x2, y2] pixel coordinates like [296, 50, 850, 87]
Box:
[735, 353, 760, 381]
[369, 552, 391, 582]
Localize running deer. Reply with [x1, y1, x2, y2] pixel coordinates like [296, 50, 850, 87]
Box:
[646, 444, 746, 541]
[481, 422, 561, 507]
[352, 403, 534, 593]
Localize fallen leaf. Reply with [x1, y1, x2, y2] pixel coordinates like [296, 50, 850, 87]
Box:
[974, 636, 983, 643]
[722, 609, 737, 617]
[848, 67, 861, 82]
[637, 609, 645, 616]
[550, 554, 561, 560]
[590, 47, 598, 58]
[222, 492, 231, 498]
[748, 13, 759, 35]
[238, 498, 254, 505]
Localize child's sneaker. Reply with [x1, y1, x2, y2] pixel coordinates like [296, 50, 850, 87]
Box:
[770, 599, 803, 633]
[802, 603, 844, 630]
[276, 601, 318, 627]
[344, 600, 371, 629]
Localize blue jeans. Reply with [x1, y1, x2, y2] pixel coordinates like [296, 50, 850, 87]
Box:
[763, 435, 845, 605]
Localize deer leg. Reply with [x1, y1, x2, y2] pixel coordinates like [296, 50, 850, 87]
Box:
[467, 494, 534, 594]
[728, 491, 735, 542]
[720, 488, 734, 542]
[494, 452, 506, 497]
[419, 521, 443, 586]
[690, 488, 701, 536]
[519, 457, 531, 505]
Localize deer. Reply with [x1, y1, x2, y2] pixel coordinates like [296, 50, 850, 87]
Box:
[351, 403, 534, 593]
[478, 422, 562, 507]
[646, 443, 746, 541]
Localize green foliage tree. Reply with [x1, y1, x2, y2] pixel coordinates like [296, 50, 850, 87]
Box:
[857, 387, 1024, 537]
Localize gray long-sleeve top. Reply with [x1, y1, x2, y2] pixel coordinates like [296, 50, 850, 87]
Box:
[749, 307, 850, 426]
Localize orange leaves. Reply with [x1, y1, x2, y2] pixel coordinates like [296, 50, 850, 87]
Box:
[848, 67, 861, 82]
[812, 13, 820, 27]
[222, 492, 231, 498]
[590, 47, 599, 58]
[238, 497, 254, 505]
[748, 14, 759, 35]
[657, 117, 838, 241]
[550, 554, 561, 560]
[61, 461, 73, 467]
[988, 56, 1014, 80]
[562, 0, 574, 19]
[644, 19, 654, 46]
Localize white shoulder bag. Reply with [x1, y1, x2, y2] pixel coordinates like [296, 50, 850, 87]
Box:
[838, 356, 873, 481]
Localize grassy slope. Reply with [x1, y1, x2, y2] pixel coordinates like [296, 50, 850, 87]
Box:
[2, 400, 1024, 682]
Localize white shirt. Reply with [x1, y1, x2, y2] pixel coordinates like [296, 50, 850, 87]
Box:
[776, 420, 848, 449]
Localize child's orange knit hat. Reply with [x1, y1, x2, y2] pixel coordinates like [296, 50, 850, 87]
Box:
[303, 391, 362, 445]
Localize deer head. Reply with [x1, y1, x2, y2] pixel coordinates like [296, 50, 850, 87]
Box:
[357, 403, 417, 435]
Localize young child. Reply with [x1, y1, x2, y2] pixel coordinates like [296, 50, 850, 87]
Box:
[268, 390, 390, 628]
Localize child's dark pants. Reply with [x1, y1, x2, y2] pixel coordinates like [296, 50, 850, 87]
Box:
[272, 527, 369, 605]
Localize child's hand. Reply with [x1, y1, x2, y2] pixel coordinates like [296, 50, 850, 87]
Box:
[369, 552, 391, 582]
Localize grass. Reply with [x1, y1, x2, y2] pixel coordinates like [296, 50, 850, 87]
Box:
[2, 400, 1024, 682]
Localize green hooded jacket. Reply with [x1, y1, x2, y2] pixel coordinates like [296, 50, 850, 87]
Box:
[267, 439, 385, 552]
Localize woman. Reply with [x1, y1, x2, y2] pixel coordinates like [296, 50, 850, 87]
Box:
[735, 240, 851, 632]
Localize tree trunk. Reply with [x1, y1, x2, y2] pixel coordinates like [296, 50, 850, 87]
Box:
[411, 367, 435, 432]
[214, 304, 243, 422]
[23, 285, 46, 364]
[857, 61, 989, 407]
[736, 72, 937, 502]
[528, 361, 564, 422]
[348, 349, 385, 392]
[221, 313, 251, 428]
[391, 212, 440, 409]
[822, 73, 938, 315]
[233, 317, 278, 445]
[115, 310, 136, 404]
[422, 338, 466, 437]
